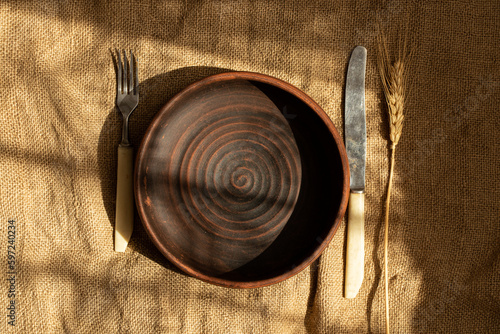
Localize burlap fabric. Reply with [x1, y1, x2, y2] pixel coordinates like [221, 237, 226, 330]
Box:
[1, 0, 498, 333]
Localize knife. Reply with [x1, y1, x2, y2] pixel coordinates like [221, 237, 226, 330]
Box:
[344, 45, 367, 299]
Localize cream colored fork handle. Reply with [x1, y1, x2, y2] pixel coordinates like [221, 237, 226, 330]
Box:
[344, 192, 365, 298]
[114, 144, 134, 252]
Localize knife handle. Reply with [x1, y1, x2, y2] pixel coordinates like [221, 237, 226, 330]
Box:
[344, 192, 365, 298]
[114, 144, 134, 252]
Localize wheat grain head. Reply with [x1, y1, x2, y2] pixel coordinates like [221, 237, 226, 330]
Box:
[377, 28, 411, 149]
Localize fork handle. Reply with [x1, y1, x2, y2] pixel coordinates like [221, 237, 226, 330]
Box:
[114, 144, 134, 252]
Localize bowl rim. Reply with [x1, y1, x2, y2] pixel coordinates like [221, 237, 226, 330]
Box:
[134, 71, 350, 288]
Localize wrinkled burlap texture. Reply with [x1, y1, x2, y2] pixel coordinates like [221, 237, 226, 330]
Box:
[1, 0, 499, 333]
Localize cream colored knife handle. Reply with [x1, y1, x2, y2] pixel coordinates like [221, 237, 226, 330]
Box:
[344, 192, 365, 298]
[115, 144, 134, 252]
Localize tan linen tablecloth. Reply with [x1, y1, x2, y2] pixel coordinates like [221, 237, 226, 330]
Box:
[0, 1, 499, 333]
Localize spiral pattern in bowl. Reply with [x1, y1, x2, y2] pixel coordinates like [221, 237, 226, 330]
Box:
[138, 79, 302, 275]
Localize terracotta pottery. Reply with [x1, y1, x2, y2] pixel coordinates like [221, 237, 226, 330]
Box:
[135, 72, 349, 288]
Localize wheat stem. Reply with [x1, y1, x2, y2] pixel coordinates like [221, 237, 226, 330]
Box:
[384, 147, 396, 334]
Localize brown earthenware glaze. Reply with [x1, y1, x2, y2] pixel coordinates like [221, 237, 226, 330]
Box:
[135, 72, 349, 288]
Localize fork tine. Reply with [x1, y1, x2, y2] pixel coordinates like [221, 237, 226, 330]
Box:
[116, 49, 122, 94]
[123, 50, 128, 94]
[129, 51, 134, 95]
[132, 52, 138, 95]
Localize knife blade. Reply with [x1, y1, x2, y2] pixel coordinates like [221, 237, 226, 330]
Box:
[344, 45, 367, 299]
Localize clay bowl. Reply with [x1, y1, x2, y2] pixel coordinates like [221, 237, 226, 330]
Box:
[135, 72, 349, 288]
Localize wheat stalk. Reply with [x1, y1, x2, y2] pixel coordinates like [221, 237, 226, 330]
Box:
[377, 25, 411, 334]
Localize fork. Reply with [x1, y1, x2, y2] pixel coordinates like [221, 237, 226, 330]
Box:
[114, 50, 138, 252]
